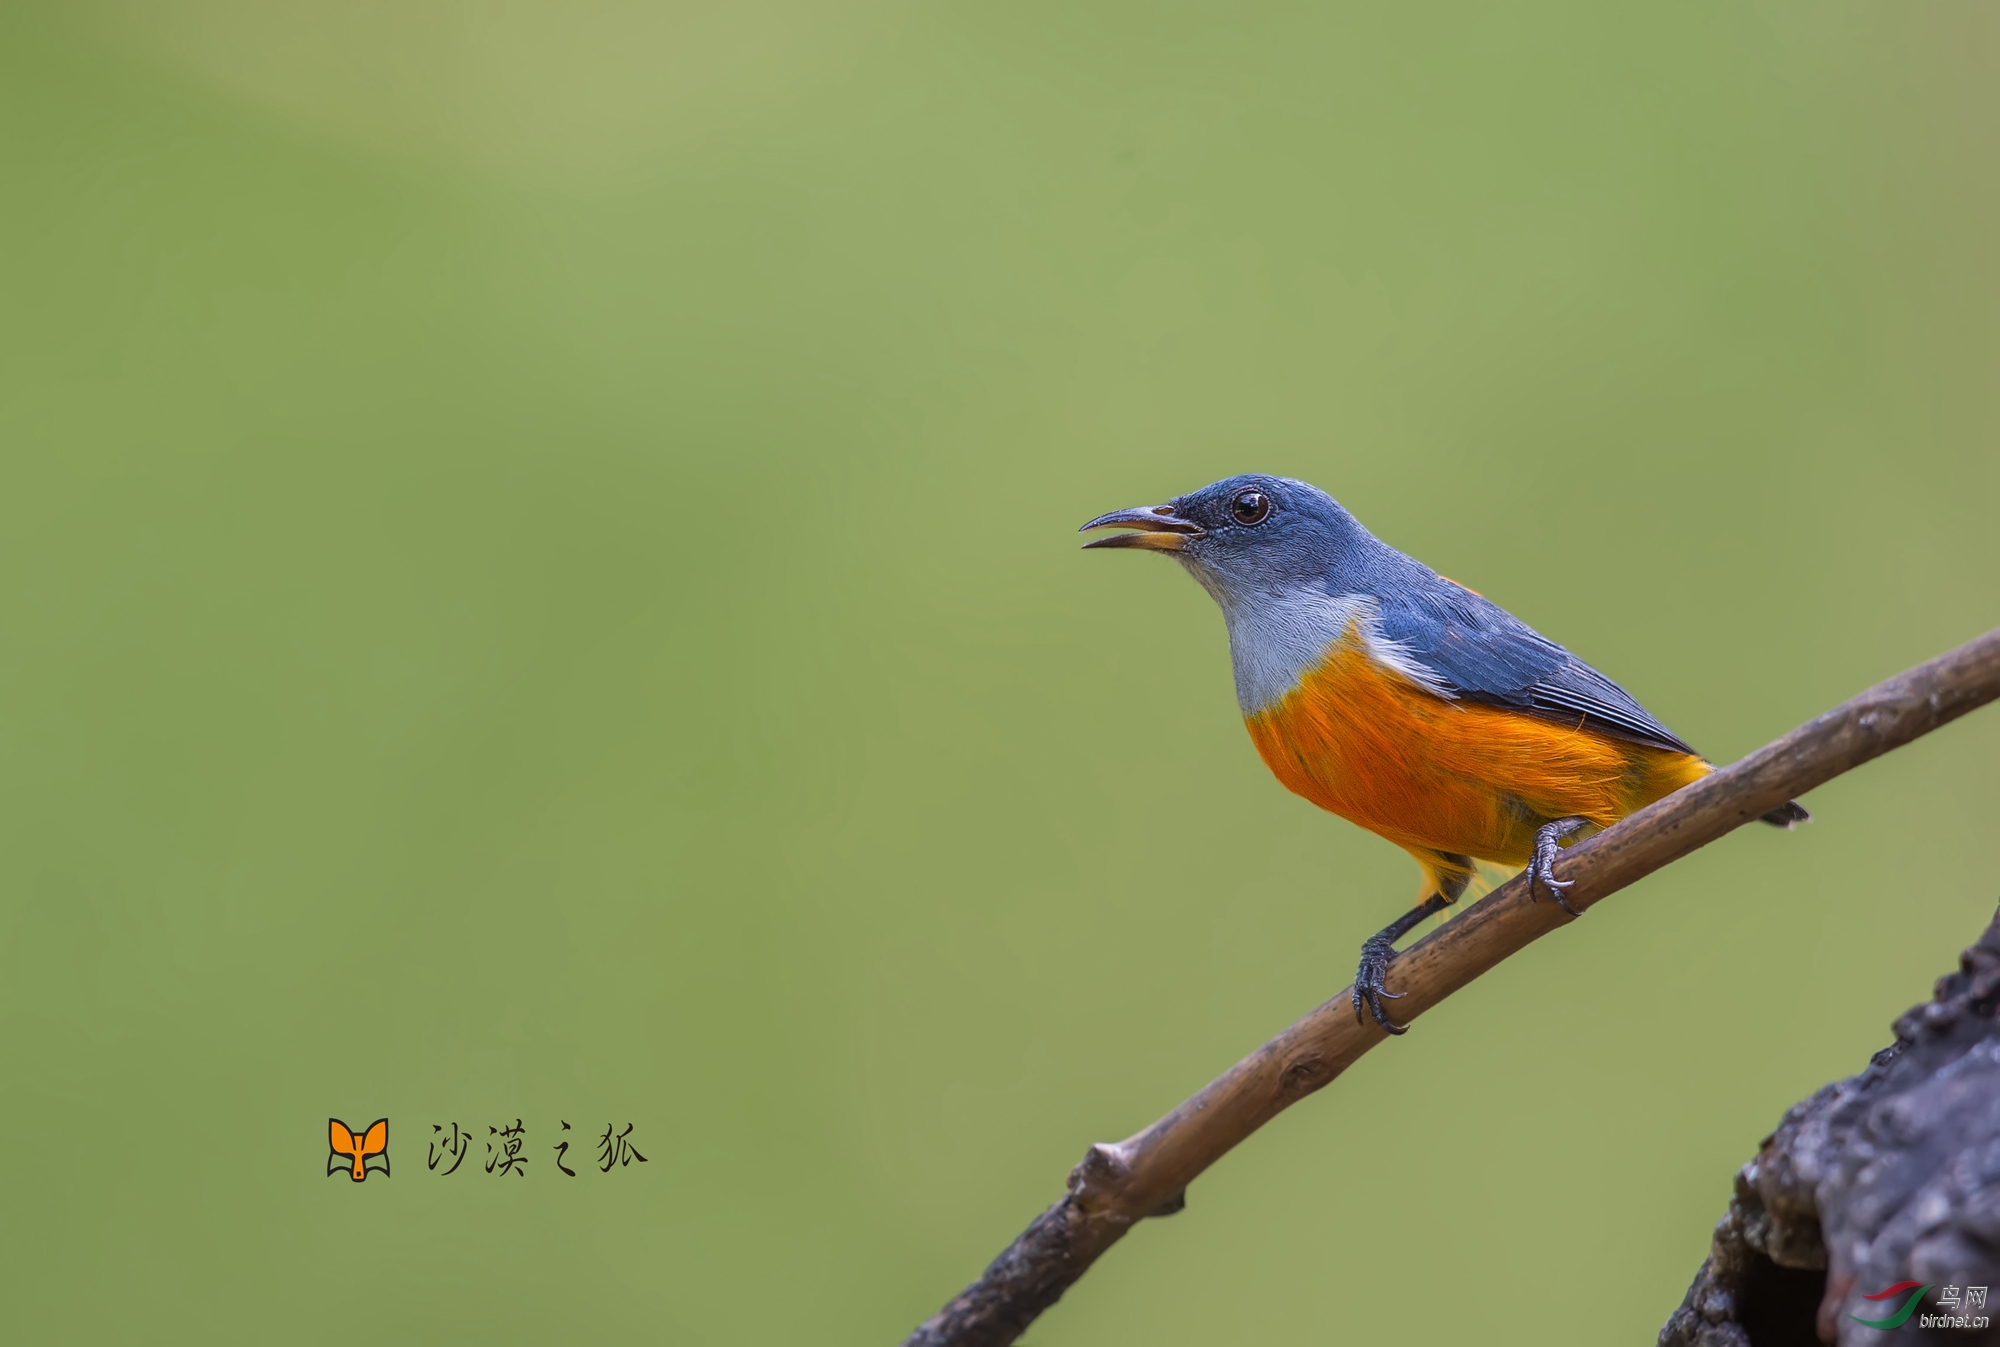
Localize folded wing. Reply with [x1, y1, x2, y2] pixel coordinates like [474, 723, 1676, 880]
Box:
[1372, 575, 1697, 755]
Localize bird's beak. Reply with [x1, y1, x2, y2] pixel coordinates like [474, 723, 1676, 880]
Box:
[1078, 505, 1204, 551]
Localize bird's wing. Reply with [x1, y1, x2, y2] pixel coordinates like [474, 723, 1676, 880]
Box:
[1372, 576, 1699, 757]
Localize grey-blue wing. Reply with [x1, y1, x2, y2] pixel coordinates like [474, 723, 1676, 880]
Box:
[1372, 576, 1699, 757]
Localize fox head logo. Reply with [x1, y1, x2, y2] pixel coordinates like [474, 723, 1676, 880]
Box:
[329, 1118, 389, 1182]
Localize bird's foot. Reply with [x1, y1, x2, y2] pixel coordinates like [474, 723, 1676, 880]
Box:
[1529, 817, 1590, 916]
[1353, 931, 1407, 1035]
[1351, 894, 1451, 1034]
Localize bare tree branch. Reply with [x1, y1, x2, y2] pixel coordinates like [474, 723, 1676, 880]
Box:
[901, 627, 2000, 1347]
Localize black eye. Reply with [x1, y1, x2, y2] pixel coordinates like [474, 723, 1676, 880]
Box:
[1230, 490, 1271, 525]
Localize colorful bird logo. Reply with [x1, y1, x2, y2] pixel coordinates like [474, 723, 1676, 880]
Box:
[1848, 1281, 1931, 1329]
[328, 1118, 390, 1182]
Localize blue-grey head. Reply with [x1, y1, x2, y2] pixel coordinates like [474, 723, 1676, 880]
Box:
[1080, 475, 1422, 711]
[1080, 473, 1388, 596]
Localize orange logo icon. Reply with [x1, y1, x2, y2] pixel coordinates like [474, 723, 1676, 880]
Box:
[329, 1118, 390, 1182]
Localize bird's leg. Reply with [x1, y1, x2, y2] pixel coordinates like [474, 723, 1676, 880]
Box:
[1353, 858, 1473, 1035]
[1528, 816, 1591, 916]
[1353, 897, 1449, 1034]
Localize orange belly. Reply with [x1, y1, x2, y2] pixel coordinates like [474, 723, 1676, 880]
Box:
[1243, 633, 1708, 886]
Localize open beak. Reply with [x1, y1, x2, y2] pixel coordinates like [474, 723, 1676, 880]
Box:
[1078, 504, 1204, 551]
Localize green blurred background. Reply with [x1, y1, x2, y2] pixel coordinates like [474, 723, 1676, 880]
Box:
[2, 2, 1995, 1342]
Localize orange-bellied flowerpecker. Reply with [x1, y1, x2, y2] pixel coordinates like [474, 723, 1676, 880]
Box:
[1083, 475, 1807, 1033]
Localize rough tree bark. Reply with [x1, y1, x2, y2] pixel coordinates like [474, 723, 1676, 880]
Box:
[901, 628, 2000, 1347]
[1662, 905, 2000, 1347]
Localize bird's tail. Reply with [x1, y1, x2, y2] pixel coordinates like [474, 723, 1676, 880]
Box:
[1760, 800, 1810, 828]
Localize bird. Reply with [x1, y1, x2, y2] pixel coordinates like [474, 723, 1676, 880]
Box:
[1081, 474, 1807, 1034]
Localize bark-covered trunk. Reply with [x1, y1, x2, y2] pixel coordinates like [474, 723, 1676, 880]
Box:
[1663, 905, 2000, 1346]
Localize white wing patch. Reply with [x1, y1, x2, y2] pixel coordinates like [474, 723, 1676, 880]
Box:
[1184, 571, 1456, 713]
[1359, 619, 1459, 703]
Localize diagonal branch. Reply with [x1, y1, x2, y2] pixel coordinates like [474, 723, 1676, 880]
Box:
[901, 627, 2000, 1347]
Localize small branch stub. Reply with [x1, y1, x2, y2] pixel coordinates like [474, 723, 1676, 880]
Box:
[1065, 1143, 1134, 1214]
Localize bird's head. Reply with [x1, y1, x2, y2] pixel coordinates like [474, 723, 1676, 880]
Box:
[1080, 474, 1363, 602]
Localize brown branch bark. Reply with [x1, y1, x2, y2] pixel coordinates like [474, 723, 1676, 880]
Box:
[901, 627, 2000, 1347]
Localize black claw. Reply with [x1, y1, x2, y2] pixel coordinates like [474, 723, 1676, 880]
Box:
[1353, 934, 1408, 1034]
[1351, 894, 1448, 1036]
[1529, 817, 1589, 918]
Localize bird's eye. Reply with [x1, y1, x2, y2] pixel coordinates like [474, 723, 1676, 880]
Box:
[1230, 490, 1271, 525]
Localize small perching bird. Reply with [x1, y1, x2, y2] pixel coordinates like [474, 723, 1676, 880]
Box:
[1082, 474, 1807, 1033]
